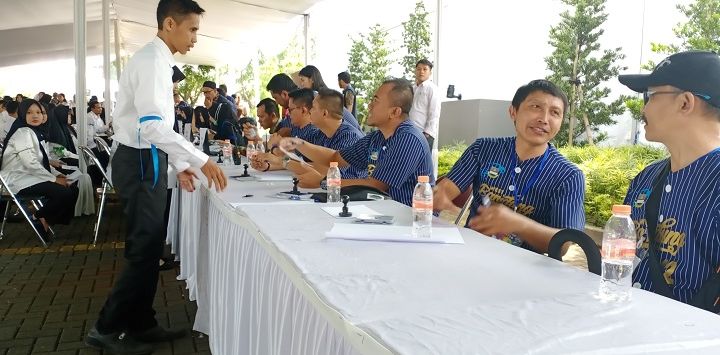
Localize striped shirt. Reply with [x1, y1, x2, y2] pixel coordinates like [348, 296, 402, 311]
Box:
[340, 120, 433, 206]
[342, 107, 362, 132]
[625, 149, 720, 303]
[277, 113, 292, 131]
[445, 137, 585, 251]
[290, 122, 318, 141]
[309, 121, 366, 179]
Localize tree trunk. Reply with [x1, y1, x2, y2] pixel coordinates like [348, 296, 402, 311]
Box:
[583, 112, 594, 145]
[568, 41, 581, 147]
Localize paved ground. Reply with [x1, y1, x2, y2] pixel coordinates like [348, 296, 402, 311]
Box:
[0, 202, 210, 355]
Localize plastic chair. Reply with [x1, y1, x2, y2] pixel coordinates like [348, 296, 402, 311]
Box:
[548, 229, 602, 275]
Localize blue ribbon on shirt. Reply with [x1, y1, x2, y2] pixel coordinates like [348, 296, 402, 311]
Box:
[138, 115, 162, 188]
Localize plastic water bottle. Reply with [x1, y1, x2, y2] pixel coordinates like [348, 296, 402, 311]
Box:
[246, 142, 256, 161]
[256, 141, 265, 155]
[412, 175, 433, 238]
[222, 139, 233, 167]
[326, 162, 341, 203]
[599, 204, 637, 301]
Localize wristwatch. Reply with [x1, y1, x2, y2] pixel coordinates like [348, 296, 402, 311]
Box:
[270, 144, 279, 155]
[263, 160, 271, 172]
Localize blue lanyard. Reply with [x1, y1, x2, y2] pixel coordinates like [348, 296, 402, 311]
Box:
[509, 146, 550, 211]
[138, 115, 162, 189]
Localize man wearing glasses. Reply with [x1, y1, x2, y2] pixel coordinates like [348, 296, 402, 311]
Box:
[618, 51, 720, 310]
[279, 78, 433, 207]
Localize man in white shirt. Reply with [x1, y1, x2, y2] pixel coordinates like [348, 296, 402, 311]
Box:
[86, 1, 227, 353]
[0, 100, 18, 142]
[408, 59, 441, 176]
[88, 101, 109, 135]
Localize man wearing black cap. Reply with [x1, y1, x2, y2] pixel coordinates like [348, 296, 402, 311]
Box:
[618, 50, 720, 311]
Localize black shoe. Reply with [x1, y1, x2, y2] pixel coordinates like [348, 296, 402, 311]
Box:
[30, 218, 49, 240]
[85, 327, 153, 355]
[158, 257, 177, 271]
[131, 325, 187, 343]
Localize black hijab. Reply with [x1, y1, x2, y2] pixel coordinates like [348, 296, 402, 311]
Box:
[49, 105, 76, 153]
[1, 99, 51, 172]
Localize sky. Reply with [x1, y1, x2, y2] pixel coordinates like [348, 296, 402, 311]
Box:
[0, 0, 693, 144]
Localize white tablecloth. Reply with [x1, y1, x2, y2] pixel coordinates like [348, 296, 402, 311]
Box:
[171, 168, 720, 355]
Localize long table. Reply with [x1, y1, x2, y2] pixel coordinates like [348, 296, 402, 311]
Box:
[169, 166, 720, 354]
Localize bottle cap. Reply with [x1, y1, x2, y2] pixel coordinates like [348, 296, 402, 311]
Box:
[330, 162, 338, 167]
[417, 175, 429, 183]
[612, 204, 631, 215]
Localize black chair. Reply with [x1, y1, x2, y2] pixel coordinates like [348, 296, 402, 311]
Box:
[548, 228, 602, 275]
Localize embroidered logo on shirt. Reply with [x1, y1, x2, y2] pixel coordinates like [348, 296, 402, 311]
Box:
[367, 149, 380, 177]
[634, 188, 651, 208]
[484, 163, 505, 179]
[634, 217, 686, 285]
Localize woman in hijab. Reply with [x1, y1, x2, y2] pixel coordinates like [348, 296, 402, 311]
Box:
[0, 99, 79, 237]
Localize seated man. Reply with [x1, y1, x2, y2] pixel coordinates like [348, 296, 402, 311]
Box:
[265, 73, 298, 137]
[243, 98, 282, 145]
[618, 51, 720, 309]
[433, 79, 585, 254]
[252, 89, 365, 183]
[279, 78, 432, 207]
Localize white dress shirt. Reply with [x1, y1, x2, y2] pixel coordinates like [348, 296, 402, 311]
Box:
[408, 79, 441, 139]
[89, 111, 108, 135]
[0, 112, 15, 142]
[112, 36, 208, 172]
[0, 128, 59, 192]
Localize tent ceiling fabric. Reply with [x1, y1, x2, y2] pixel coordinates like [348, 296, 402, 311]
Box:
[0, 0, 320, 68]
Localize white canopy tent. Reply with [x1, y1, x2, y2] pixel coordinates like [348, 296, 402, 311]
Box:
[0, 0, 320, 68]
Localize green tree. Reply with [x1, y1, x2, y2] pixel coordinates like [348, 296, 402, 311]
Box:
[177, 64, 216, 107]
[646, 0, 720, 69]
[400, 1, 432, 78]
[258, 37, 304, 102]
[625, 97, 644, 121]
[235, 59, 257, 114]
[347, 24, 393, 127]
[545, 0, 627, 147]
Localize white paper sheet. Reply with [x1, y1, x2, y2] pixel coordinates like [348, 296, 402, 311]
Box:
[325, 223, 465, 244]
[321, 204, 381, 219]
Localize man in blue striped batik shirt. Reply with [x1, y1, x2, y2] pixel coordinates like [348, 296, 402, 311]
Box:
[618, 51, 720, 305]
[434, 79, 585, 254]
[278, 78, 433, 207]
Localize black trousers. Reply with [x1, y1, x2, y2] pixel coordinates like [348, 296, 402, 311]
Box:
[18, 181, 78, 225]
[96, 144, 168, 334]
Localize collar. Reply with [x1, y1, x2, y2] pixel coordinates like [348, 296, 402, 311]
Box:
[152, 36, 176, 66]
[415, 79, 433, 88]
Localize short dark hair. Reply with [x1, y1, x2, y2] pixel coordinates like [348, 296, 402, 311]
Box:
[381, 78, 414, 115]
[316, 89, 344, 118]
[288, 88, 315, 109]
[219, 84, 228, 92]
[266, 73, 298, 93]
[338, 71, 351, 85]
[511, 79, 568, 116]
[416, 59, 434, 70]
[217, 87, 226, 96]
[5, 100, 18, 114]
[256, 98, 279, 117]
[156, 0, 205, 30]
[298, 65, 328, 91]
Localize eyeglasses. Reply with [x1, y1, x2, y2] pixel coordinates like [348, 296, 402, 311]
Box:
[643, 89, 712, 104]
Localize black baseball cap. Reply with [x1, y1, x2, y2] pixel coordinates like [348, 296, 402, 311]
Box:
[618, 51, 720, 108]
[202, 81, 217, 91]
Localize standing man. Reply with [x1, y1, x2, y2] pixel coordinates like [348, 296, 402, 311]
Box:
[86, 1, 227, 353]
[408, 59, 441, 176]
[338, 71, 357, 118]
